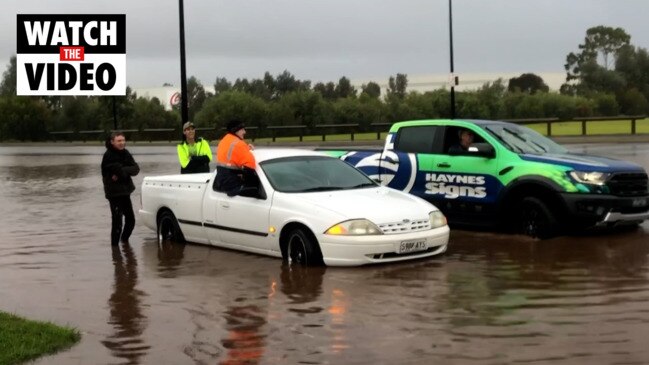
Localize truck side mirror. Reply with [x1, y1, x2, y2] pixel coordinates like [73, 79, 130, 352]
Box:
[468, 143, 496, 158]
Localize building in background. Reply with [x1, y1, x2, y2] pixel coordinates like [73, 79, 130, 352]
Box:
[133, 86, 181, 110]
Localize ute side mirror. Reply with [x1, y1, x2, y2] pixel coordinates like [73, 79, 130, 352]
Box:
[468, 143, 496, 158]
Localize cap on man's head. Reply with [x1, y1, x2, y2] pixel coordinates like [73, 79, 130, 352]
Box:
[226, 120, 246, 134]
[183, 121, 194, 130]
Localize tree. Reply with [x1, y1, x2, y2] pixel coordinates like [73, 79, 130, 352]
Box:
[0, 56, 16, 96]
[247, 78, 273, 100]
[333, 96, 384, 131]
[387, 73, 408, 100]
[562, 26, 631, 94]
[187, 76, 207, 121]
[335, 76, 356, 98]
[361, 81, 381, 98]
[131, 97, 179, 130]
[615, 45, 649, 101]
[507, 73, 549, 94]
[214, 77, 232, 96]
[583, 26, 631, 69]
[618, 88, 649, 115]
[313, 82, 337, 100]
[476, 79, 506, 119]
[97, 87, 136, 130]
[0, 96, 51, 141]
[263, 72, 276, 98]
[275, 70, 310, 96]
[232, 78, 251, 93]
[275, 90, 330, 129]
[194, 91, 267, 132]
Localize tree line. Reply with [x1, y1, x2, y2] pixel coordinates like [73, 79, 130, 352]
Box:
[0, 25, 648, 141]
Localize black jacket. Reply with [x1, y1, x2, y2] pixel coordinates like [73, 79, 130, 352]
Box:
[101, 140, 140, 199]
[178, 138, 211, 174]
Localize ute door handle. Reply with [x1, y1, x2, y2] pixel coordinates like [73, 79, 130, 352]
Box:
[220, 202, 230, 209]
[437, 162, 451, 168]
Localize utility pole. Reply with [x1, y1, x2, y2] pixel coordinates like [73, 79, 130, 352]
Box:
[112, 96, 117, 130]
[448, 0, 456, 119]
[178, 0, 189, 125]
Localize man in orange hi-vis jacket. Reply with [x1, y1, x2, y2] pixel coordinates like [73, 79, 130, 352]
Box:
[215, 119, 256, 196]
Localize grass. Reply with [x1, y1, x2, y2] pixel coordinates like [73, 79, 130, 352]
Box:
[0, 311, 80, 365]
[525, 118, 649, 136]
[252, 132, 389, 143]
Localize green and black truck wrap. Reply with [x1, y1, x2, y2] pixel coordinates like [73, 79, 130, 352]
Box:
[324, 119, 649, 238]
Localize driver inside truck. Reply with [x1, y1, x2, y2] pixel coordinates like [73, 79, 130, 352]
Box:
[448, 129, 475, 154]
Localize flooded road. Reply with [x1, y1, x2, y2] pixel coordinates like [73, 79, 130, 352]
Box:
[1, 143, 648, 365]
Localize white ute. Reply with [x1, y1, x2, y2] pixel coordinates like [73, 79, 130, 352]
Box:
[139, 149, 449, 266]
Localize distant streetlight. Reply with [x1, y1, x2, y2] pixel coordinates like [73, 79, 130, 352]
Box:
[448, 0, 456, 119]
[178, 0, 189, 125]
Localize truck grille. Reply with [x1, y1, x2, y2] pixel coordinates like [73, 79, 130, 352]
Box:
[378, 219, 431, 234]
[606, 172, 648, 197]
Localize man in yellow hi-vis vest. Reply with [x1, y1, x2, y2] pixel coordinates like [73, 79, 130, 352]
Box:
[177, 121, 213, 174]
[214, 120, 256, 196]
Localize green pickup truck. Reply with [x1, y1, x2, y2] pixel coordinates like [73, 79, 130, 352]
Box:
[324, 119, 649, 238]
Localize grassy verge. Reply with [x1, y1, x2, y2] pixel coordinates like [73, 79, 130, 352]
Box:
[526, 118, 649, 136]
[258, 119, 649, 142]
[0, 311, 80, 365]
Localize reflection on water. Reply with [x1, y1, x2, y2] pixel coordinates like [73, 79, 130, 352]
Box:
[156, 241, 186, 278]
[102, 244, 149, 364]
[280, 265, 326, 305]
[0, 144, 648, 364]
[220, 305, 267, 365]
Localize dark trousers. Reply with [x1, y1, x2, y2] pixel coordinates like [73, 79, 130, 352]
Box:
[108, 196, 135, 245]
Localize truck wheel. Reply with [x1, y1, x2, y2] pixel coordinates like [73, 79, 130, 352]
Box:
[158, 211, 185, 244]
[286, 228, 324, 267]
[517, 197, 559, 239]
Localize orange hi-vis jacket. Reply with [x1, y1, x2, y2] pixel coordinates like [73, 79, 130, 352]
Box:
[216, 133, 256, 169]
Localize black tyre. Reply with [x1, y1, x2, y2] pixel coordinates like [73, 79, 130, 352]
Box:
[517, 197, 560, 239]
[285, 228, 324, 267]
[157, 211, 185, 244]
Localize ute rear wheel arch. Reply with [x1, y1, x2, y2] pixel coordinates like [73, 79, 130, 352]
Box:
[284, 228, 324, 267]
[157, 210, 185, 244]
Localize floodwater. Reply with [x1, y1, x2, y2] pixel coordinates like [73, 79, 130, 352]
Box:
[1, 143, 648, 365]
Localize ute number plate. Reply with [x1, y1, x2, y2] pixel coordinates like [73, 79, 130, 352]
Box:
[398, 240, 427, 254]
[632, 198, 647, 207]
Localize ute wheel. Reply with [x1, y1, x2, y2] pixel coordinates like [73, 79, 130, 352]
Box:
[285, 228, 324, 267]
[517, 197, 559, 239]
[157, 211, 185, 244]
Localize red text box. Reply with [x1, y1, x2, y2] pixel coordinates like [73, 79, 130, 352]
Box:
[59, 47, 85, 61]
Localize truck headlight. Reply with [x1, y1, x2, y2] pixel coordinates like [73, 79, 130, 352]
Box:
[429, 211, 447, 228]
[325, 219, 383, 235]
[569, 171, 611, 185]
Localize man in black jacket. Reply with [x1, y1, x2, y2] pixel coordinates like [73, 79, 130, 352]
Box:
[102, 132, 140, 246]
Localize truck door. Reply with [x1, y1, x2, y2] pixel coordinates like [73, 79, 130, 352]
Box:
[204, 173, 271, 251]
[429, 126, 502, 222]
[381, 125, 444, 197]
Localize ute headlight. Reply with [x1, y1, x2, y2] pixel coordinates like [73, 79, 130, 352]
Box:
[429, 211, 447, 228]
[569, 171, 611, 186]
[325, 219, 383, 235]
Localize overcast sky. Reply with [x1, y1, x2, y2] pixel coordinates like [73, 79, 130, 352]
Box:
[2, 0, 649, 89]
